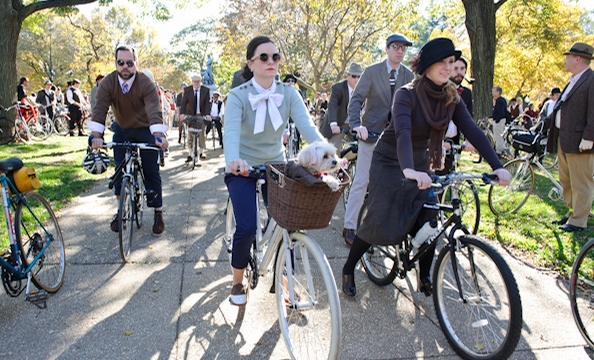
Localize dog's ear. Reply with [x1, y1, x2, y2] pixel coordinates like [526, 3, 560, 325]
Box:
[297, 146, 315, 169]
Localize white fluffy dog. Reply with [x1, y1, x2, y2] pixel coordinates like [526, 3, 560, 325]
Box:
[297, 141, 341, 190]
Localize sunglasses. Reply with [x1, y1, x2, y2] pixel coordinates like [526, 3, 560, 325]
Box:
[285, 79, 296, 83]
[389, 44, 408, 51]
[252, 53, 281, 62]
[349, 75, 360, 78]
[117, 59, 135, 67]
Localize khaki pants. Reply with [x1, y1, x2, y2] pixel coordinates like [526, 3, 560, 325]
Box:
[558, 140, 594, 228]
[187, 116, 206, 155]
[344, 141, 375, 229]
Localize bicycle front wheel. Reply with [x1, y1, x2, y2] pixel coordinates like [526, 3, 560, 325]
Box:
[275, 231, 342, 360]
[0, 116, 15, 144]
[118, 177, 134, 262]
[15, 191, 66, 292]
[27, 118, 51, 140]
[433, 235, 522, 360]
[134, 166, 145, 229]
[53, 115, 70, 136]
[570, 238, 594, 349]
[224, 197, 235, 265]
[441, 180, 480, 234]
[15, 119, 31, 143]
[342, 160, 356, 209]
[488, 158, 534, 215]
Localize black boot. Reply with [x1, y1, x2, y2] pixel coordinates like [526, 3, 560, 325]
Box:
[342, 274, 356, 297]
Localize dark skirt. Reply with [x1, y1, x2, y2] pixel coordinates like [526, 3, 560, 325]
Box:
[357, 140, 437, 246]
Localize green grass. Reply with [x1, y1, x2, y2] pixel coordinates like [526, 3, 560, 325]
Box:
[0, 136, 109, 250]
[458, 152, 594, 277]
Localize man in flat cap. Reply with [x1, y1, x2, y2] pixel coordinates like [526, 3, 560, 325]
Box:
[545, 42, 594, 232]
[342, 33, 414, 245]
[36, 80, 56, 120]
[319, 62, 364, 152]
[180, 74, 212, 162]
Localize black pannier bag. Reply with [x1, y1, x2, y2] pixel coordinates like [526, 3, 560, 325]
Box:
[511, 131, 545, 154]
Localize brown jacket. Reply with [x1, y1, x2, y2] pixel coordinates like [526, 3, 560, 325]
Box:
[180, 85, 211, 116]
[545, 68, 594, 154]
[92, 71, 163, 129]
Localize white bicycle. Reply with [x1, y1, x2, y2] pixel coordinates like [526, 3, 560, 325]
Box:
[223, 165, 342, 360]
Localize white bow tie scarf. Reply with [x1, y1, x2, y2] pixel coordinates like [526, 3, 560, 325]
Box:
[248, 92, 284, 134]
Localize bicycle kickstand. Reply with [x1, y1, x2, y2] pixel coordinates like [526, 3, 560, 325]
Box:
[24, 272, 48, 309]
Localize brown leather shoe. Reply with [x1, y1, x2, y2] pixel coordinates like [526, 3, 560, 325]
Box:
[343, 228, 356, 246]
[152, 210, 165, 235]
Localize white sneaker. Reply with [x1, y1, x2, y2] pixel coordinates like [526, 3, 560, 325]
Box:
[229, 283, 247, 306]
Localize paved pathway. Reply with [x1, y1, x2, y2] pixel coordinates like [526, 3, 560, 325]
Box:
[1, 135, 593, 359]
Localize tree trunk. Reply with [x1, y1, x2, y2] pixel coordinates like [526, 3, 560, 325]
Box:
[461, 0, 507, 121]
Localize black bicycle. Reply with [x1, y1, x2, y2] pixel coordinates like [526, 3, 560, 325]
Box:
[358, 173, 523, 360]
[570, 238, 594, 350]
[104, 141, 160, 262]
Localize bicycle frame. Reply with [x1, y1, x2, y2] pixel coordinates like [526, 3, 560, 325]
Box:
[520, 152, 563, 201]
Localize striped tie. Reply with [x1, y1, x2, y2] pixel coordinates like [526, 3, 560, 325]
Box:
[122, 83, 129, 94]
[390, 69, 396, 96]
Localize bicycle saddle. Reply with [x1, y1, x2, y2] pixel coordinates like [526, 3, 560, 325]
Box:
[0, 157, 24, 172]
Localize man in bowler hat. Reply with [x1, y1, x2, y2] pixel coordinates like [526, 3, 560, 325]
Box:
[545, 42, 594, 232]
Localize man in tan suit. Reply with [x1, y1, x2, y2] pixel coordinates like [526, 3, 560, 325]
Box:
[545, 42, 594, 232]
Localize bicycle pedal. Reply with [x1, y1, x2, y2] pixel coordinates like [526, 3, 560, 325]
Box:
[25, 290, 48, 309]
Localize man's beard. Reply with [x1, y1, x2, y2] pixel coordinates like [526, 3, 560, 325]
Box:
[450, 75, 463, 85]
[117, 69, 135, 80]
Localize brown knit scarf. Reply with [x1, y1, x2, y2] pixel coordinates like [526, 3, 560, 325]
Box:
[415, 77, 456, 170]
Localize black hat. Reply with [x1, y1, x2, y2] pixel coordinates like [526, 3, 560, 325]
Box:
[386, 33, 412, 47]
[551, 87, 561, 95]
[416, 38, 462, 75]
[283, 74, 297, 83]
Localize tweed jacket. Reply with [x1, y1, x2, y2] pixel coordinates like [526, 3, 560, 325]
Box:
[545, 67, 594, 154]
[224, 79, 324, 167]
[181, 85, 211, 116]
[348, 59, 414, 142]
[319, 80, 349, 139]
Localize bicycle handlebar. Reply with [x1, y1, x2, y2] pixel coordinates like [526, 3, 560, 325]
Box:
[401, 172, 498, 188]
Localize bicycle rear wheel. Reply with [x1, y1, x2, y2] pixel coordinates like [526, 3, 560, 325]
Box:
[15, 119, 31, 143]
[27, 118, 51, 140]
[53, 115, 70, 136]
[15, 191, 66, 292]
[0, 116, 15, 144]
[433, 235, 522, 360]
[275, 231, 341, 360]
[441, 180, 480, 234]
[570, 238, 594, 349]
[488, 158, 534, 215]
[118, 177, 134, 262]
[357, 198, 398, 285]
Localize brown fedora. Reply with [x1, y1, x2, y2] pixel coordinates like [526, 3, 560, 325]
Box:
[563, 42, 594, 59]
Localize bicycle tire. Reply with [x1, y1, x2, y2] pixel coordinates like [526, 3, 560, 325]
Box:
[38, 115, 54, 137]
[570, 237, 594, 349]
[15, 119, 31, 143]
[488, 158, 534, 215]
[275, 231, 342, 360]
[224, 198, 235, 265]
[53, 115, 70, 136]
[15, 191, 66, 292]
[134, 165, 145, 229]
[342, 160, 356, 209]
[357, 198, 398, 285]
[0, 116, 15, 145]
[27, 118, 51, 140]
[433, 235, 522, 360]
[118, 177, 134, 262]
[192, 133, 198, 169]
[441, 180, 480, 235]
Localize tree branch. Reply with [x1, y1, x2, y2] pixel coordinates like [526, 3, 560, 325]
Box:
[494, 0, 508, 12]
[19, 0, 98, 21]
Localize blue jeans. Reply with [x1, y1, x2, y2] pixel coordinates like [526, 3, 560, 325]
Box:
[225, 173, 268, 269]
[112, 122, 162, 208]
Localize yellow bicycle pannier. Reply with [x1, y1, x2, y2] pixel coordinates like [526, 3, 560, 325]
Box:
[12, 167, 41, 193]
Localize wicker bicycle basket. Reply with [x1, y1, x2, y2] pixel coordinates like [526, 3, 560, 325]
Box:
[266, 163, 350, 231]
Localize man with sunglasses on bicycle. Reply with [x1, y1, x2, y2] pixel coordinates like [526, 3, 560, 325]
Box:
[89, 45, 169, 236]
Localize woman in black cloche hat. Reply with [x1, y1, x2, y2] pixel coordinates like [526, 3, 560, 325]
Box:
[341, 38, 511, 297]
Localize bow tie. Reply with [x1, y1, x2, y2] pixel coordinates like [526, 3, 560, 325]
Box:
[457, 87, 464, 95]
[249, 92, 284, 134]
